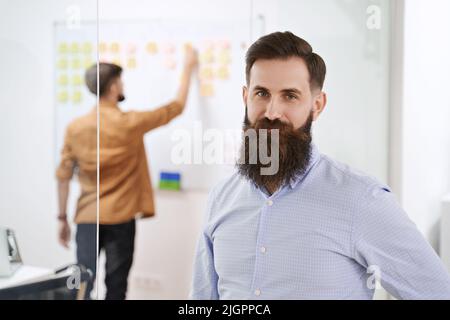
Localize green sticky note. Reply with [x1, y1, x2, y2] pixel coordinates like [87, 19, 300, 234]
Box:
[159, 180, 181, 191]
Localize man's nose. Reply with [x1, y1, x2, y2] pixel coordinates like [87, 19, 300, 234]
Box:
[264, 99, 283, 121]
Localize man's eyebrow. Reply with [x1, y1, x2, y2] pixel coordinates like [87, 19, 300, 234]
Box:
[280, 88, 302, 95]
[252, 85, 269, 92]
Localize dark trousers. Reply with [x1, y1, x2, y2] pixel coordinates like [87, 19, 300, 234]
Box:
[76, 219, 136, 300]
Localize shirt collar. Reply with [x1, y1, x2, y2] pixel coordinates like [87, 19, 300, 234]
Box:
[288, 143, 321, 189]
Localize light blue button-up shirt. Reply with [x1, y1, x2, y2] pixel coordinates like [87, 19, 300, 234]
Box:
[190, 144, 450, 299]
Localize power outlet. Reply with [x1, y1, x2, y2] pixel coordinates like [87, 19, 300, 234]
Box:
[132, 274, 163, 292]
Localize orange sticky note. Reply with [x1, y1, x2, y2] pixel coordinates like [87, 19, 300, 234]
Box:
[146, 42, 158, 55]
[162, 43, 176, 55]
[126, 43, 137, 55]
[200, 82, 214, 97]
[110, 42, 120, 54]
[164, 58, 177, 70]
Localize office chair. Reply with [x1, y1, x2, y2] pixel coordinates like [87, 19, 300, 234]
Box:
[0, 264, 93, 300]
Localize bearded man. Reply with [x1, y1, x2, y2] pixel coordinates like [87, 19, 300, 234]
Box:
[190, 31, 450, 300]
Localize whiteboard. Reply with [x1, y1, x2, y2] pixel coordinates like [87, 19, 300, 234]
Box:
[54, 19, 250, 190]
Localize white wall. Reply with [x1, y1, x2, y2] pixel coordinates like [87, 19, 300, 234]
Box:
[396, 0, 450, 250]
[254, 0, 391, 184]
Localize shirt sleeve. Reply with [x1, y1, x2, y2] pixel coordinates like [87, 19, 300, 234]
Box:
[190, 188, 220, 300]
[352, 185, 450, 299]
[126, 100, 183, 135]
[56, 126, 77, 180]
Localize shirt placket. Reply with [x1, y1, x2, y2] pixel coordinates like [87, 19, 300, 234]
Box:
[250, 188, 283, 299]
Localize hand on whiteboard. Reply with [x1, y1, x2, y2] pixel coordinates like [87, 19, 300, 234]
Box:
[184, 45, 198, 71]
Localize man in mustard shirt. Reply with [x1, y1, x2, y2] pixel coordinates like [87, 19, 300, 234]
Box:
[56, 47, 198, 299]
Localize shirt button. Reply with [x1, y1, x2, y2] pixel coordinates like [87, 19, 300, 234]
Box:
[254, 289, 261, 296]
[260, 247, 266, 253]
[266, 200, 273, 206]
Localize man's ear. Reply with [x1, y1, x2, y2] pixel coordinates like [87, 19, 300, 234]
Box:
[312, 91, 327, 121]
[242, 85, 248, 108]
[109, 81, 118, 95]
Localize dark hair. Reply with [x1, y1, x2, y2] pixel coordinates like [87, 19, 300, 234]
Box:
[245, 31, 326, 91]
[85, 62, 122, 97]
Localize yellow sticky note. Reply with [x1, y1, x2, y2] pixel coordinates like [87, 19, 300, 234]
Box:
[112, 58, 121, 66]
[200, 49, 214, 64]
[99, 42, 108, 53]
[127, 58, 137, 69]
[218, 51, 231, 64]
[70, 42, 80, 54]
[57, 59, 68, 70]
[57, 74, 68, 86]
[84, 58, 94, 69]
[146, 42, 158, 55]
[199, 67, 214, 80]
[110, 42, 120, 54]
[58, 43, 69, 54]
[200, 82, 214, 97]
[57, 91, 69, 103]
[217, 65, 229, 80]
[72, 91, 82, 103]
[72, 74, 83, 86]
[82, 42, 93, 54]
[72, 59, 82, 69]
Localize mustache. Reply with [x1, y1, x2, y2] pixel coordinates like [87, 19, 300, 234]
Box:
[244, 115, 311, 144]
[243, 106, 312, 134]
[252, 118, 293, 135]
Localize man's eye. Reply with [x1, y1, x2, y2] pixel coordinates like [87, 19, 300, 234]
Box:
[286, 94, 297, 100]
[256, 91, 268, 97]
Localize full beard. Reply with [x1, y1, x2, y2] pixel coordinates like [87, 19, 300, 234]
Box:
[237, 110, 313, 192]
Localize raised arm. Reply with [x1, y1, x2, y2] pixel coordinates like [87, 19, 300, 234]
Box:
[129, 45, 199, 135]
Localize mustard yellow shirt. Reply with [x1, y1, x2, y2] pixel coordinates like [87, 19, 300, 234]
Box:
[56, 101, 183, 224]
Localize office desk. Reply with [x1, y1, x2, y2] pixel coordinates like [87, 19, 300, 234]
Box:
[0, 265, 53, 290]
